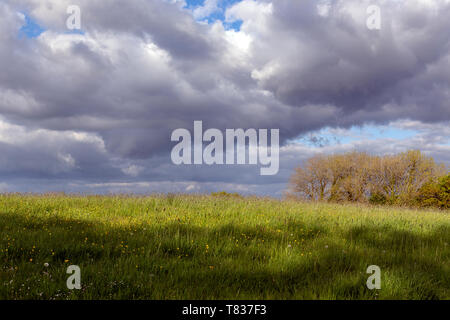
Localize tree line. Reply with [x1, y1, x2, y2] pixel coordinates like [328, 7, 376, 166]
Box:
[288, 150, 449, 209]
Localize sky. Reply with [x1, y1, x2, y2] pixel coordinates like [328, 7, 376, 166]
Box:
[0, 0, 449, 196]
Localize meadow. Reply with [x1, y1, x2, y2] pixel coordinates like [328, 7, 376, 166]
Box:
[0, 194, 448, 300]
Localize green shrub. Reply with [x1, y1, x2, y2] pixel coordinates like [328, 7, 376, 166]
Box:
[211, 191, 242, 198]
[416, 174, 450, 209]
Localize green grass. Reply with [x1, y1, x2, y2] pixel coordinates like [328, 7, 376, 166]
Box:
[0, 194, 448, 300]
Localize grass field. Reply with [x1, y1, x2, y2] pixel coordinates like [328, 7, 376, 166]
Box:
[0, 194, 448, 300]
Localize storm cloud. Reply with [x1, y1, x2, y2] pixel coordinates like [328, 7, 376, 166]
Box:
[0, 0, 449, 195]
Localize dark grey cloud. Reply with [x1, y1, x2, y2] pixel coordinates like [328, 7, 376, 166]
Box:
[0, 0, 449, 195]
[240, 0, 450, 124]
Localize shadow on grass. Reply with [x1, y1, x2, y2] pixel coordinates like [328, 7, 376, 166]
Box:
[0, 211, 448, 299]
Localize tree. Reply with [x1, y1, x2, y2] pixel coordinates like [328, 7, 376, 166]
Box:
[288, 150, 448, 208]
[289, 155, 330, 201]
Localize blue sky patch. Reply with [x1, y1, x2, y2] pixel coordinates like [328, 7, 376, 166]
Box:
[19, 14, 46, 38]
[65, 29, 86, 35]
[294, 124, 419, 147]
[185, 0, 243, 31]
[224, 19, 243, 31]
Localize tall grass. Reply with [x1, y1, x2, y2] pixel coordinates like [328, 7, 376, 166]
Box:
[0, 194, 448, 299]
